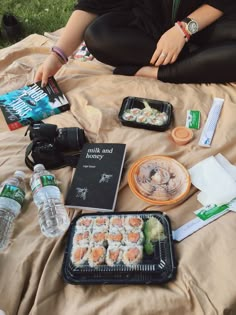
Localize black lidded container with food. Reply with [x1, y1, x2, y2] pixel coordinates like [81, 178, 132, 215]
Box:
[62, 211, 177, 285]
[118, 96, 173, 131]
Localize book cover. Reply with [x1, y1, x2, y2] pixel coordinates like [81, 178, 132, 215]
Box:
[0, 76, 70, 130]
[65, 143, 126, 212]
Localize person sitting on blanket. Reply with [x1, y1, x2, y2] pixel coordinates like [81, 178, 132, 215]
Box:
[35, 0, 236, 85]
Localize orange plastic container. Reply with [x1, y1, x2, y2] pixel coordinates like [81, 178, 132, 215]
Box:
[128, 155, 191, 206]
[171, 126, 193, 145]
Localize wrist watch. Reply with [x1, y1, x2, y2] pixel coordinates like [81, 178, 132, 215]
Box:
[182, 17, 199, 36]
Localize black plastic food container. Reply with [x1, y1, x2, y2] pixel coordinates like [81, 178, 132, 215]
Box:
[62, 211, 177, 285]
[118, 96, 173, 131]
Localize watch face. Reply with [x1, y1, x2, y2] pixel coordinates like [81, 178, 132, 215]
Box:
[188, 21, 198, 34]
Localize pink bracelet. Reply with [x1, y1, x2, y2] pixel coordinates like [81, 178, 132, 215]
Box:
[51, 46, 68, 63]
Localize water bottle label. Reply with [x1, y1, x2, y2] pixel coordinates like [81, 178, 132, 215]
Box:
[0, 184, 25, 206]
[31, 175, 57, 192]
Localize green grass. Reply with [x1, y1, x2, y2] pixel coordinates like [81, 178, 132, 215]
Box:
[0, 0, 75, 48]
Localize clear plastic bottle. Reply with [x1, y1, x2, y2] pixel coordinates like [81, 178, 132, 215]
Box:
[0, 171, 26, 251]
[30, 164, 70, 238]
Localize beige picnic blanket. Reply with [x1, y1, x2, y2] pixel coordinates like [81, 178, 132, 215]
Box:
[0, 30, 236, 315]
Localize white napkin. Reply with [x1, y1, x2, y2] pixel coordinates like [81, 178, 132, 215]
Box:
[215, 153, 236, 181]
[188, 154, 236, 205]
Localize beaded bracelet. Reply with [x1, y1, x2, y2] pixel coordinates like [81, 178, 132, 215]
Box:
[51, 46, 68, 63]
[175, 22, 190, 42]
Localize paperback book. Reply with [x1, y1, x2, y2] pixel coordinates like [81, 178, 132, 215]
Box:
[0, 76, 70, 130]
[65, 143, 126, 212]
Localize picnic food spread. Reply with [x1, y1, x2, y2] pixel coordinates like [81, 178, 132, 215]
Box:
[1, 31, 234, 315]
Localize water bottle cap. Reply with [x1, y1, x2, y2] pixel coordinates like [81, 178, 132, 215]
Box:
[14, 171, 26, 179]
[34, 164, 45, 172]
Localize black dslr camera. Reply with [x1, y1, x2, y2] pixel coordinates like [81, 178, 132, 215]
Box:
[25, 121, 87, 170]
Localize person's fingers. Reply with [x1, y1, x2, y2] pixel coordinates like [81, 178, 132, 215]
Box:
[34, 67, 43, 83]
[155, 52, 168, 67]
[162, 53, 173, 65]
[41, 69, 49, 88]
[150, 48, 162, 65]
[170, 54, 178, 64]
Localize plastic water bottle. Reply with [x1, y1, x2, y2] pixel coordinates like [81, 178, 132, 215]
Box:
[30, 164, 70, 238]
[0, 171, 26, 251]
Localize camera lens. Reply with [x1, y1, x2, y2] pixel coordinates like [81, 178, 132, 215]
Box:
[30, 123, 57, 141]
[56, 127, 86, 151]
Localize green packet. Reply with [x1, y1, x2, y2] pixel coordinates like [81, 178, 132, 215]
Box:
[194, 204, 229, 221]
[194, 198, 236, 220]
[186, 110, 201, 129]
[194, 198, 236, 221]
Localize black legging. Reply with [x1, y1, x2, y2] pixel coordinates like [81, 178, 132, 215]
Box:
[84, 12, 236, 83]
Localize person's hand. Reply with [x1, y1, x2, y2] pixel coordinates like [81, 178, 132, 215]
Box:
[34, 54, 63, 86]
[150, 26, 186, 67]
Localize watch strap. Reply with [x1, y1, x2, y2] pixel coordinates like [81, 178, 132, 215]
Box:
[182, 17, 192, 24]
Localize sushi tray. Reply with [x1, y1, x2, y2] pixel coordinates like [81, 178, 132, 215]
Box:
[62, 211, 177, 285]
[118, 96, 173, 131]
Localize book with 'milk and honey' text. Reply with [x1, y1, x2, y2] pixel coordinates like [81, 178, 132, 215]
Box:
[65, 143, 126, 212]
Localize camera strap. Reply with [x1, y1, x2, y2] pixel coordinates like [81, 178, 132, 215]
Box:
[25, 141, 35, 171]
[25, 140, 80, 170]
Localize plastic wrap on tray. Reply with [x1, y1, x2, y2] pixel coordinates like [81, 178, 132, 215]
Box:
[118, 96, 173, 131]
[128, 155, 191, 206]
[62, 211, 177, 285]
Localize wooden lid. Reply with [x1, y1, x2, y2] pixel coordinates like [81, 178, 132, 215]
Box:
[171, 126, 193, 145]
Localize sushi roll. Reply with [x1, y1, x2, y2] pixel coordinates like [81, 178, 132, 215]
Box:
[130, 108, 142, 116]
[107, 230, 124, 245]
[122, 110, 136, 121]
[122, 245, 143, 266]
[71, 245, 90, 267]
[142, 107, 155, 117]
[73, 230, 90, 245]
[109, 216, 124, 230]
[159, 111, 169, 123]
[148, 116, 164, 126]
[91, 230, 107, 246]
[106, 245, 123, 266]
[124, 216, 144, 230]
[125, 230, 144, 245]
[88, 246, 106, 267]
[136, 114, 148, 124]
[76, 216, 93, 231]
[94, 216, 109, 231]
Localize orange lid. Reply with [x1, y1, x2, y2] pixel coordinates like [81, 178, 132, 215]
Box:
[127, 155, 191, 206]
[171, 126, 193, 145]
